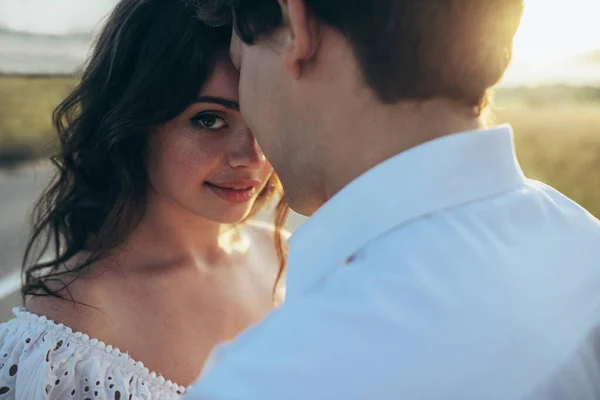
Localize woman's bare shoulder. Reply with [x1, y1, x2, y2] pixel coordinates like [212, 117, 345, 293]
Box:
[244, 219, 292, 244]
[244, 220, 289, 301]
[26, 280, 115, 343]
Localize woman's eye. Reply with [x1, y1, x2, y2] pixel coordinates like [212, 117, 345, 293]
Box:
[191, 113, 228, 130]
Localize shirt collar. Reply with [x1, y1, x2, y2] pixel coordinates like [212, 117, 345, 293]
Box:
[286, 124, 526, 300]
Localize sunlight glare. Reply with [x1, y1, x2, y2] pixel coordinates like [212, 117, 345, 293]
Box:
[513, 0, 600, 61]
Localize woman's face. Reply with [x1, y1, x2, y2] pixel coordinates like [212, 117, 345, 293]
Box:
[146, 57, 274, 224]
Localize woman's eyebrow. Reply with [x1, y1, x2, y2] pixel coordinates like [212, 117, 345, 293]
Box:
[195, 96, 240, 111]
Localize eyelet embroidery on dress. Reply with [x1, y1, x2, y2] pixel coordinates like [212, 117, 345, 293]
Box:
[0, 308, 190, 398]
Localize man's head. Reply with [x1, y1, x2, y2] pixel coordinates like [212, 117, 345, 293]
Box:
[198, 0, 524, 215]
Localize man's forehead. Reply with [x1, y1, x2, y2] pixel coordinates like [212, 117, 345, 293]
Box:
[229, 30, 242, 70]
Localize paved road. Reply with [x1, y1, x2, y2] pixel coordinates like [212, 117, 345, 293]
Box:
[0, 163, 53, 279]
[0, 163, 306, 321]
[0, 163, 53, 321]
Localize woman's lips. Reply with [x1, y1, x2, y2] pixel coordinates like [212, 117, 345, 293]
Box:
[204, 180, 261, 204]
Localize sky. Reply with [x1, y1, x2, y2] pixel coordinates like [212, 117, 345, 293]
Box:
[0, 0, 118, 35]
[0, 0, 599, 84]
[512, 0, 600, 61]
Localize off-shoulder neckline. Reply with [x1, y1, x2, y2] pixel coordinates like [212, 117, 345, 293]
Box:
[12, 307, 189, 394]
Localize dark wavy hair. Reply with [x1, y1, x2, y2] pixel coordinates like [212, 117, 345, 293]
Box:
[22, 0, 289, 302]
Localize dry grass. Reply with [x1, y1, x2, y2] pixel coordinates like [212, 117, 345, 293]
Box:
[493, 102, 600, 217]
[0, 74, 76, 159]
[0, 74, 599, 216]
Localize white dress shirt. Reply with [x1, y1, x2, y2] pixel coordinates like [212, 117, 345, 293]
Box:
[186, 125, 600, 400]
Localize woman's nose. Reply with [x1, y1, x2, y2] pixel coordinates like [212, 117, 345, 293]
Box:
[228, 130, 266, 169]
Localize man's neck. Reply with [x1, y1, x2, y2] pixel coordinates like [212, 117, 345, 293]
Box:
[321, 97, 485, 202]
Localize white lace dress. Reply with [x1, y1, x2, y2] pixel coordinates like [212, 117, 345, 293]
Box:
[0, 308, 188, 399]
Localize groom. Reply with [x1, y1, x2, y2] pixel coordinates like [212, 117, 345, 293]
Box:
[186, 0, 600, 398]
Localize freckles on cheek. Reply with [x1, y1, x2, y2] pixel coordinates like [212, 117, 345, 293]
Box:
[153, 134, 205, 183]
[169, 146, 216, 183]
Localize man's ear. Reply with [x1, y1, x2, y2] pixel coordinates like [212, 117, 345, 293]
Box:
[277, 0, 320, 79]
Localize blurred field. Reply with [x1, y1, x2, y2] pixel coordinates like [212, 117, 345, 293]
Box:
[492, 88, 600, 217]
[0, 74, 599, 217]
[0, 74, 76, 163]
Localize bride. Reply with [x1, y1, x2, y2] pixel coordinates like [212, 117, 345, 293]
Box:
[0, 0, 288, 398]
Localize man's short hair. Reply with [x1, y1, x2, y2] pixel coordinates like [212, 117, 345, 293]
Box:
[198, 0, 524, 111]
